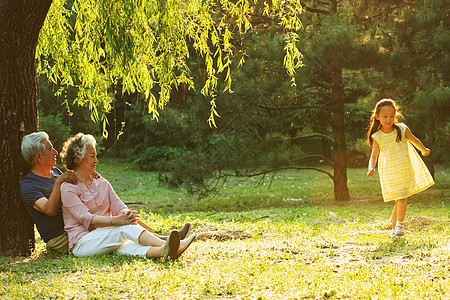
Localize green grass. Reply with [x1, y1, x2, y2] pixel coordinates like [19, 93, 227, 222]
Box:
[2, 159, 449, 299]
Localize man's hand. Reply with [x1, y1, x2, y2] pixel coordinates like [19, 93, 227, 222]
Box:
[92, 171, 101, 179]
[56, 171, 78, 185]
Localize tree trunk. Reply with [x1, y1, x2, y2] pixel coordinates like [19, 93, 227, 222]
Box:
[330, 56, 350, 201]
[328, 0, 350, 201]
[0, 0, 52, 256]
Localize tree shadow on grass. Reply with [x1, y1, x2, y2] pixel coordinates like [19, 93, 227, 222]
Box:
[369, 238, 408, 260]
[367, 232, 446, 265]
[0, 246, 180, 282]
[0, 226, 260, 280]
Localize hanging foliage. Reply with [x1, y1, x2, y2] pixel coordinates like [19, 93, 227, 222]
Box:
[36, 0, 303, 135]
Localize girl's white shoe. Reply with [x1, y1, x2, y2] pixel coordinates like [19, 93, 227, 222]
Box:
[394, 222, 405, 236]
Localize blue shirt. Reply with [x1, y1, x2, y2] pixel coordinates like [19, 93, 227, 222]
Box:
[20, 167, 65, 242]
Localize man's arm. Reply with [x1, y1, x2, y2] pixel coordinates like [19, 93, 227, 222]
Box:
[33, 171, 77, 216]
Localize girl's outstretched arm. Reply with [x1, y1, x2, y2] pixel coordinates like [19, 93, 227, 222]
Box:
[367, 140, 379, 177]
[405, 127, 430, 156]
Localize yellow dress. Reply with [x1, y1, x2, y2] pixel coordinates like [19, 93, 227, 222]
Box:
[372, 123, 434, 202]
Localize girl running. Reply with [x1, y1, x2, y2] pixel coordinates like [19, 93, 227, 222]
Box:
[367, 99, 434, 238]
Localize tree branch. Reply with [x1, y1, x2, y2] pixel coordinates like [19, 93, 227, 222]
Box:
[258, 133, 335, 159]
[229, 167, 334, 181]
[300, 1, 329, 15]
[292, 155, 334, 167]
[285, 102, 332, 132]
[363, 4, 409, 22]
[309, 78, 332, 90]
[290, 133, 334, 144]
[258, 103, 331, 111]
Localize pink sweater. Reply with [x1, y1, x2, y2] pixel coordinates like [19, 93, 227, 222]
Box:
[60, 177, 127, 251]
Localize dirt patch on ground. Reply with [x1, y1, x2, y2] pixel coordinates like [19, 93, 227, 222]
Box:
[196, 229, 254, 241]
[314, 185, 448, 207]
[408, 216, 447, 228]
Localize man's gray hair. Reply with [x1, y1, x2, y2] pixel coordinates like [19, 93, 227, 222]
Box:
[21, 132, 49, 165]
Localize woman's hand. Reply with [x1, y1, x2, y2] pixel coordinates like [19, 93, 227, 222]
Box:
[124, 209, 140, 223]
[113, 209, 140, 226]
[367, 168, 376, 177]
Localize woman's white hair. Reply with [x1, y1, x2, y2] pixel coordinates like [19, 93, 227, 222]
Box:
[21, 132, 49, 165]
[60, 133, 96, 170]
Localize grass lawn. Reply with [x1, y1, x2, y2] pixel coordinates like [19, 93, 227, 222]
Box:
[1, 159, 449, 299]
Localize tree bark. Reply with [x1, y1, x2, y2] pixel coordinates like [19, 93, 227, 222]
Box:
[330, 56, 350, 201]
[328, 0, 350, 202]
[0, 0, 52, 256]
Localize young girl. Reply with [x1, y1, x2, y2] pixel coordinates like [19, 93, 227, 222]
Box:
[366, 99, 434, 238]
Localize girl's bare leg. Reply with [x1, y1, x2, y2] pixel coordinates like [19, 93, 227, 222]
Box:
[391, 201, 398, 230]
[396, 198, 407, 223]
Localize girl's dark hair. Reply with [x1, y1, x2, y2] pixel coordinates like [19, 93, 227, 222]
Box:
[366, 99, 403, 146]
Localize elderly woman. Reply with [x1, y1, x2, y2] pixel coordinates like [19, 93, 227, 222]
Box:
[59, 133, 195, 259]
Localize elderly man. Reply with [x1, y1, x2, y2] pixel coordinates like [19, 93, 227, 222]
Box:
[20, 132, 191, 252]
[20, 132, 75, 251]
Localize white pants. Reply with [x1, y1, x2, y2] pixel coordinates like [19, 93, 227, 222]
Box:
[72, 225, 151, 258]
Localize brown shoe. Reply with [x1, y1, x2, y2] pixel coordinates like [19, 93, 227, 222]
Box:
[179, 222, 192, 240]
[159, 222, 192, 241]
[162, 230, 180, 261]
